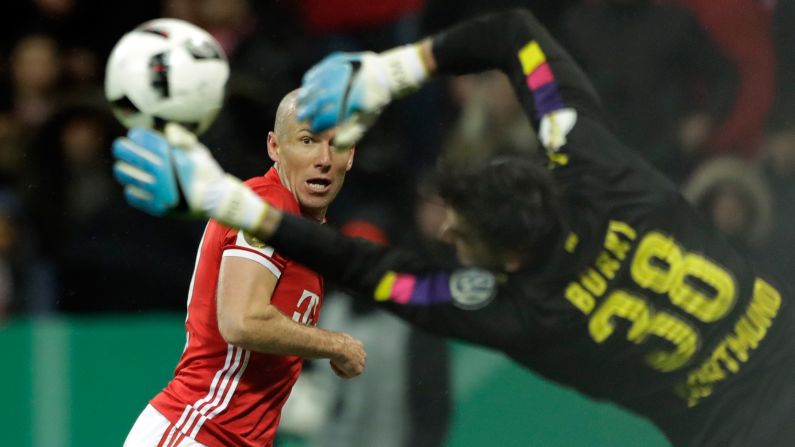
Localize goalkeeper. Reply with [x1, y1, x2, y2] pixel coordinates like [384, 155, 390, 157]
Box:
[113, 9, 795, 446]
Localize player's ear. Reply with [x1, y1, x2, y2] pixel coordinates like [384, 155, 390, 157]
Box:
[345, 146, 355, 171]
[267, 131, 280, 163]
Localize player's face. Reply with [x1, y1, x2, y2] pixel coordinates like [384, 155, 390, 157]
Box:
[268, 123, 355, 221]
[440, 208, 509, 271]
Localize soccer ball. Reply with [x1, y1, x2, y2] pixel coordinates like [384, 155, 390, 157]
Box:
[105, 18, 229, 134]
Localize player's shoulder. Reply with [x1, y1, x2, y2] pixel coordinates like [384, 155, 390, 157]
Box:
[244, 174, 300, 214]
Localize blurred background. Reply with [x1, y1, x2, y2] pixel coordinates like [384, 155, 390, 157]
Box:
[1, 0, 794, 445]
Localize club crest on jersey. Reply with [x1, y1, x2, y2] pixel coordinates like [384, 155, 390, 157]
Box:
[450, 268, 497, 309]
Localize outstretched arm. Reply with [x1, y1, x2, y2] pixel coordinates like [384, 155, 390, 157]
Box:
[428, 9, 602, 123]
[254, 208, 508, 345]
[299, 9, 605, 161]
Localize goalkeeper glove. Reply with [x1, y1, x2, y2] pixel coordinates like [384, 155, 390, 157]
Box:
[297, 45, 429, 148]
[112, 123, 268, 233]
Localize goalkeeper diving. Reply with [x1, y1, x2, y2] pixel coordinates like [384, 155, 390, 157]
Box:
[113, 9, 795, 446]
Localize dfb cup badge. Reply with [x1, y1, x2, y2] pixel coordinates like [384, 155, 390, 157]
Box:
[243, 231, 268, 249]
[450, 268, 497, 310]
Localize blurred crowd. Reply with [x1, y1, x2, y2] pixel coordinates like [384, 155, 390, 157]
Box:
[2, 0, 795, 443]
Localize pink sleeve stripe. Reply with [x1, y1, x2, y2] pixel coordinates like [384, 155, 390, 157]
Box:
[390, 275, 417, 304]
[527, 63, 554, 90]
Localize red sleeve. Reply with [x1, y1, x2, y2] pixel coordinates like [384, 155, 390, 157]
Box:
[678, 0, 775, 156]
[298, 0, 424, 34]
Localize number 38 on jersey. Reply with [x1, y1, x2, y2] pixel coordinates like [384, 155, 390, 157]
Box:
[566, 222, 739, 373]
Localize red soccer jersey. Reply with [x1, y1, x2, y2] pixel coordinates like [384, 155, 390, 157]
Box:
[150, 168, 323, 447]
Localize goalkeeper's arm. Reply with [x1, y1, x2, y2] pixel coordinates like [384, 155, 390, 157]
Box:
[298, 8, 603, 150]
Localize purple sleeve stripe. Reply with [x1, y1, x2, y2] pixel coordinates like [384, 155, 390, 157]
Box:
[408, 273, 453, 305]
[533, 83, 566, 118]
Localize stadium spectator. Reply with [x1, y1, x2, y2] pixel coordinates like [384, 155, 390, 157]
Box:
[442, 70, 538, 164]
[161, 0, 202, 25]
[560, 0, 734, 181]
[25, 106, 114, 253]
[421, 0, 577, 35]
[754, 0, 795, 288]
[0, 211, 11, 321]
[770, 0, 795, 130]
[0, 0, 151, 118]
[683, 157, 773, 253]
[9, 34, 62, 128]
[675, 0, 776, 157]
[0, 189, 57, 320]
[196, 0, 257, 58]
[751, 129, 795, 286]
[297, 0, 425, 36]
[122, 90, 366, 447]
[22, 105, 198, 313]
[0, 112, 27, 185]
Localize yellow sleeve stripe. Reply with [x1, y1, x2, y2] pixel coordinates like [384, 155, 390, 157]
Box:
[518, 41, 546, 75]
[374, 271, 398, 301]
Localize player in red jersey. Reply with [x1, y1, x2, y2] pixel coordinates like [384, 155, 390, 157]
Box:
[123, 90, 366, 447]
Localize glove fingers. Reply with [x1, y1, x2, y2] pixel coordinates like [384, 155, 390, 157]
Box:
[296, 89, 322, 122]
[300, 56, 359, 133]
[309, 100, 342, 134]
[303, 52, 347, 83]
[299, 82, 342, 132]
[127, 128, 171, 159]
[124, 185, 165, 216]
[332, 117, 364, 149]
[112, 128, 181, 216]
[112, 138, 162, 172]
[113, 160, 156, 191]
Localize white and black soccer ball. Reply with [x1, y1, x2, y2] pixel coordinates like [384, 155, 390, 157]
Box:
[105, 18, 229, 134]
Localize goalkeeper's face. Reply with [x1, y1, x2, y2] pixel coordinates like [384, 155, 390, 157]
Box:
[440, 207, 521, 272]
[268, 121, 355, 222]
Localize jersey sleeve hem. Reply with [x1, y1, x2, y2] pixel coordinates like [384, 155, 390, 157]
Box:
[222, 248, 283, 278]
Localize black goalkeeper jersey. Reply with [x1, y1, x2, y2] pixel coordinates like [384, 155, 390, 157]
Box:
[271, 9, 795, 446]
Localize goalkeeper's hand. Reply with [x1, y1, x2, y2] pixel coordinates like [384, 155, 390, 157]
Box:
[297, 44, 429, 148]
[112, 123, 268, 233]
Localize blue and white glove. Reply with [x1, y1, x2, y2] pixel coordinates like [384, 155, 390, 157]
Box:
[112, 123, 268, 232]
[297, 45, 429, 148]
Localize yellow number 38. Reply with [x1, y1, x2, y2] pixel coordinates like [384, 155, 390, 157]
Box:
[589, 231, 736, 372]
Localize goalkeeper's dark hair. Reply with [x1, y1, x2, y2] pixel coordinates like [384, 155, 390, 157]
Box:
[437, 155, 563, 269]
